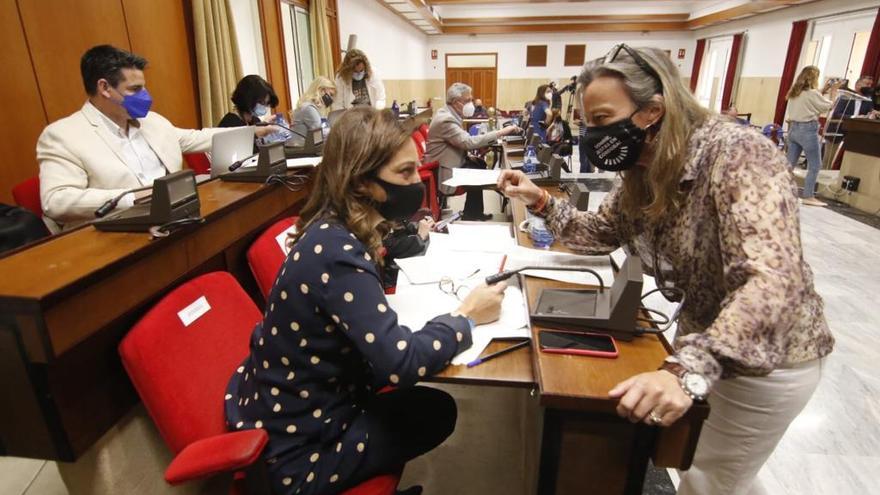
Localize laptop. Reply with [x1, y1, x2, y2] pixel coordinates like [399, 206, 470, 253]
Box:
[210, 127, 256, 178]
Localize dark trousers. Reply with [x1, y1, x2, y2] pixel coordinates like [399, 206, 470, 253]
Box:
[461, 158, 486, 217]
[578, 134, 593, 173]
[288, 386, 457, 495]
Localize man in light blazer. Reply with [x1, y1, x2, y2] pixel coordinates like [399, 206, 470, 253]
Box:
[37, 45, 223, 230]
[424, 83, 520, 220]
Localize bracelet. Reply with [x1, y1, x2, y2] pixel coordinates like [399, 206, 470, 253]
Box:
[529, 190, 550, 213]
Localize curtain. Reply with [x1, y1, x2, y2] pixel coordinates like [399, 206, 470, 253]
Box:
[862, 8, 880, 82]
[192, 0, 243, 127]
[720, 33, 744, 111]
[310, 0, 336, 79]
[690, 38, 706, 93]
[773, 20, 808, 125]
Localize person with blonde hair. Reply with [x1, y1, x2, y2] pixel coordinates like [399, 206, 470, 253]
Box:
[497, 44, 833, 495]
[226, 107, 506, 495]
[785, 65, 842, 206]
[332, 49, 386, 110]
[289, 76, 336, 147]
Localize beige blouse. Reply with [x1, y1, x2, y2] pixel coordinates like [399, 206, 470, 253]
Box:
[537, 116, 834, 388]
[787, 89, 833, 122]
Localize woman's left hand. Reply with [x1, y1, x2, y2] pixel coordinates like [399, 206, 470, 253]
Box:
[608, 370, 693, 427]
[417, 218, 434, 240]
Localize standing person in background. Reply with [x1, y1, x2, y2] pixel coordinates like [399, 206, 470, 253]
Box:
[548, 81, 562, 110]
[290, 77, 336, 147]
[332, 49, 386, 110]
[786, 65, 842, 206]
[218, 75, 282, 140]
[529, 85, 553, 143]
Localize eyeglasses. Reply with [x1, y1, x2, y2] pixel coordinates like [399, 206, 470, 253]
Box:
[601, 44, 664, 93]
[436, 268, 482, 301]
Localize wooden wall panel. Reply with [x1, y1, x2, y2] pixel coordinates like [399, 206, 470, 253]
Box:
[0, 0, 48, 203]
[258, 0, 291, 114]
[122, 0, 201, 129]
[526, 45, 548, 67]
[17, 0, 131, 123]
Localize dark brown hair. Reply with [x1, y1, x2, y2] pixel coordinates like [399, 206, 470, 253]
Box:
[532, 84, 551, 106]
[291, 107, 410, 262]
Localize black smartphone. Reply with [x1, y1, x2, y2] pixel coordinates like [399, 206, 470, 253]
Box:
[538, 330, 618, 358]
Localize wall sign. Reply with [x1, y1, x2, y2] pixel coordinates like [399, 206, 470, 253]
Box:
[678, 49, 686, 59]
[431, 49, 438, 60]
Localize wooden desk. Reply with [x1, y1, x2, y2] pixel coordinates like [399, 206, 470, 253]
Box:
[0, 176, 311, 460]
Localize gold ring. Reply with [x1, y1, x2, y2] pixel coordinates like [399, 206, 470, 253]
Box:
[649, 411, 663, 425]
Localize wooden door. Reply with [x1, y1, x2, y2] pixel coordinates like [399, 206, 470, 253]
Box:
[446, 67, 498, 109]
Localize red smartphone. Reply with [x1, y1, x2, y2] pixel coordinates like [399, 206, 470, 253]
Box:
[538, 330, 619, 358]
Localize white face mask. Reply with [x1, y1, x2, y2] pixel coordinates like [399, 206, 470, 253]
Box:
[545, 92, 553, 101]
[352, 71, 365, 81]
[461, 101, 475, 118]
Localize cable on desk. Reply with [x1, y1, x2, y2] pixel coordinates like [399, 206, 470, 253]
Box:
[636, 286, 687, 333]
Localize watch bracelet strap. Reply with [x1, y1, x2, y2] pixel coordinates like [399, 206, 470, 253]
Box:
[659, 361, 706, 401]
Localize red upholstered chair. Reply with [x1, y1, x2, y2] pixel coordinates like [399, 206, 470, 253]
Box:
[411, 131, 427, 160]
[247, 217, 299, 299]
[417, 123, 429, 141]
[418, 161, 441, 221]
[119, 271, 400, 494]
[12, 177, 42, 217]
[184, 153, 212, 175]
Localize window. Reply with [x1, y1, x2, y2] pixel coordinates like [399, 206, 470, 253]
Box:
[280, 3, 315, 104]
[526, 45, 548, 67]
[564, 45, 586, 67]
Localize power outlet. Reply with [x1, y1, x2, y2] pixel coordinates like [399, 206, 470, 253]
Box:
[842, 176, 861, 192]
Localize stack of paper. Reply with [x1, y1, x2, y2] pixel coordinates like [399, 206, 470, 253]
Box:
[395, 251, 503, 285]
[442, 168, 500, 187]
[446, 224, 515, 253]
[505, 245, 615, 287]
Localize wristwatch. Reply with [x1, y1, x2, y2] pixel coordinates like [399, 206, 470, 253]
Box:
[660, 359, 710, 402]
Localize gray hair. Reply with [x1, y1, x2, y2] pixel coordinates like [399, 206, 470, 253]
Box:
[446, 82, 472, 104]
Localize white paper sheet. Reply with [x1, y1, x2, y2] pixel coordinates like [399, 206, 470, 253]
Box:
[446, 223, 515, 254]
[274, 225, 298, 255]
[395, 251, 504, 285]
[240, 156, 321, 169]
[505, 245, 615, 287]
[442, 168, 501, 187]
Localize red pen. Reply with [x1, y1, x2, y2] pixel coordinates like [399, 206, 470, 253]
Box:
[498, 254, 508, 273]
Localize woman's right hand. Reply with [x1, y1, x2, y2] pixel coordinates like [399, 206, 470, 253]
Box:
[255, 125, 281, 138]
[497, 170, 544, 206]
[454, 282, 507, 325]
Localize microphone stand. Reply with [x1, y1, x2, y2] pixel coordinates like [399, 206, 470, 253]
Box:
[95, 184, 153, 218]
[485, 265, 605, 292]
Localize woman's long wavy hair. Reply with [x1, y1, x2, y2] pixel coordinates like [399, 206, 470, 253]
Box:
[290, 107, 409, 263]
[787, 65, 820, 100]
[336, 49, 373, 82]
[577, 47, 711, 223]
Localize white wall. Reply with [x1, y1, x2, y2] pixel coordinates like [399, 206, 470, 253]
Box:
[810, 11, 877, 82]
[230, 0, 266, 77]
[427, 31, 696, 80]
[695, 0, 880, 78]
[337, 0, 428, 79]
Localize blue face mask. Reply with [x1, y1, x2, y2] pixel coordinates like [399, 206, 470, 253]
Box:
[122, 88, 152, 119]
[253, 103, 269, 117]
[352, 71, 366, 81]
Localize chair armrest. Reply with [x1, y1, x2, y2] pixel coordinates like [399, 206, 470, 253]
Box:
[164, 429, 269, 485]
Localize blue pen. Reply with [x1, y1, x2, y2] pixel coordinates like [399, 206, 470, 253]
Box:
[466, 340, 530, 368]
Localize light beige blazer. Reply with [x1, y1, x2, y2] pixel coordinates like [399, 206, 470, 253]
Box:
[37, 102, 222, 228]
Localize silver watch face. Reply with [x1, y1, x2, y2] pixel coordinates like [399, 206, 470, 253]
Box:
[683, 372, 709, 398]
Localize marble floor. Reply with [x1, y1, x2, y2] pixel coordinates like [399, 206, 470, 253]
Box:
[3, 165, 879, 494]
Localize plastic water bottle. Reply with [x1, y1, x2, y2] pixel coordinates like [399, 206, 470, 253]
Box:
[527, 216, 554, 249]
[523, 145, 538, 174]
[321, 118, 330, 139]
[391, 100, 400, 117]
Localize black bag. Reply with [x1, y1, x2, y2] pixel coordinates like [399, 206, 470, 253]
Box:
[0, 204, 50, 255]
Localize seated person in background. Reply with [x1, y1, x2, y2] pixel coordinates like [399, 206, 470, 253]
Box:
[332, 49, 386, 110]
[472, 99, 489, 119]
[382, 214, 434, 289]
[217, 75, 281, 140]
[226, 107, 506, 495]
[37, 45, 224, 230]
[425, 82, 521, 221]
[529, 85, 553, 142]
[289, 77, 336, 147]
[722, 105, 749, 125]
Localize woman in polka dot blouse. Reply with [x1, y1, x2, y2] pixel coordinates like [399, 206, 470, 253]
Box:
[226, 107, 507, 495]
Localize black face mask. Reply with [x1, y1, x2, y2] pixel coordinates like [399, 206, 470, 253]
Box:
[860, 87, 873, 96]
[582, 110, 649, 172]
[321, 93, 334, 107]
[373, 177, 424, 221]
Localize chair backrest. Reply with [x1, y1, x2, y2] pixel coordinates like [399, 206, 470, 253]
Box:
[12, 177, 42, 217]
[183, 153, 212, 175]
[247, 217, 298, 298]
[119, 272, 261, 453]
[411, 131, 426, 160]
[468, 124, 481, 136]
[418, 123, 429, 140]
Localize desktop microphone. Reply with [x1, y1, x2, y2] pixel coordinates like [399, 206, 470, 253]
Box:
[485, 265, 605, 292]
[95, 185, 153, 218]
[254, 121, 308, 140]
[227, 152, 260, 172]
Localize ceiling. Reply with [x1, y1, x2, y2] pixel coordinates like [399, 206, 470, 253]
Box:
[377, 0, 819, 35]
